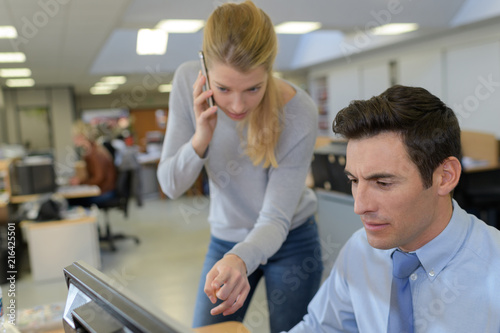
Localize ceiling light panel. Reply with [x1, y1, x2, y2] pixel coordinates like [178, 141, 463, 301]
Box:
[0, 52, 26, 63]
[158, 84, 172, 93]
[137, 29, 168, 55]
[371, 23, 419, 35]
[274, 21, 321, 34]
[0, 26, 17, 39]
[90, 86, 113, 95]
[156, 19, 205, 33]
[101, 76, 127, 84]
[6, 78, 35, 87]
[0, 68, 32, 77]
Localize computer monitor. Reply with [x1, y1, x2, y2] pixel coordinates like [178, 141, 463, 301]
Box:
[62, 261, 195, 333]
[11, 156, 57, 195]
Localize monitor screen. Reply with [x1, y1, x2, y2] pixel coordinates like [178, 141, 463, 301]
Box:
[12, 156, 57, 195]
[62, 261, 195, 333]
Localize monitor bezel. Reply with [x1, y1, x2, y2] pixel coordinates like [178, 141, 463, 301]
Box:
[62, 260, 194, 333]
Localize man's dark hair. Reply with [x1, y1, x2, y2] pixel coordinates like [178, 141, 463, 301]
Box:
[332, 85, 462, 188]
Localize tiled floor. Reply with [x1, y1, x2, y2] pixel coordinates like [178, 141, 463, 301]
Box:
[2, 195, 270, 332]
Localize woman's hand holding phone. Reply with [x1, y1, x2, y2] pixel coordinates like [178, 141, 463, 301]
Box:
[192, 67, 218, 158]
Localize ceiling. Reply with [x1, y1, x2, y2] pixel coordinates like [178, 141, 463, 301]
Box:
[0, 0, 499, 97]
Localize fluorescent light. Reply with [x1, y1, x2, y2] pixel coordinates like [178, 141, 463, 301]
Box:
[137, 29, 168, 55]
[6, 78, 35, 87]
[0, 52, 26, 63]
[0, 68, 32, 77]
[101, 76, 127, 84]
[94, 82, 119, 89]
[158, 84, 172, 93]
[0, 26, 17, 39]
[90, 86, 113, 95]
[274, 21, 321, 34]
[156, 19, 205, 33]
[371, 23, 419, 35]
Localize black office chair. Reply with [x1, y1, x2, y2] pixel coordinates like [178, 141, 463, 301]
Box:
[96, 169, 140, 251]
[454, 166, 500, 229]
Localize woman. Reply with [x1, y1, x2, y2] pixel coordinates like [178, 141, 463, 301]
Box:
[157, 1, 322, 331]
[68, 120, 117, 206]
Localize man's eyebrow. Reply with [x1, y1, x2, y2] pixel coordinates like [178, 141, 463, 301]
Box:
[344, 170, 354, 178]
[344, 170, 396, 180]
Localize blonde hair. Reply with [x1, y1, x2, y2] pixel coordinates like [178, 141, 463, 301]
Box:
[72, 120, 97, 141]
[203, 0, 283, 168]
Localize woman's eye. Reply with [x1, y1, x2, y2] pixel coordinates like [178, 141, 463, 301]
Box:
[217, 86, 228, 92]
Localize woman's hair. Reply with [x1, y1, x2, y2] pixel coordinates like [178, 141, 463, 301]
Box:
[73, 120, 97, 142]
[332, 85, 462, 188]
[203, 0, 283, 168]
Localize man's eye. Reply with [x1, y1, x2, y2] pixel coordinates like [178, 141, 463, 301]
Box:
[347, 178, 357, 184]
[377, 181, 391, 188]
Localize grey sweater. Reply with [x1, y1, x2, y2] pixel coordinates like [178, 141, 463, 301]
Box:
[157, 61, 318, 274]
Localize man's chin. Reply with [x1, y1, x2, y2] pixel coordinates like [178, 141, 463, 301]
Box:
[365, 234, 395, 250]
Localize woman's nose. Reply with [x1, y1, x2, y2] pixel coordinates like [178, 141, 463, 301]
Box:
[231, 95, 245, 113]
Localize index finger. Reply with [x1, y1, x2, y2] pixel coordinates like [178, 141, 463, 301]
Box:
[192, 71, 206, 97]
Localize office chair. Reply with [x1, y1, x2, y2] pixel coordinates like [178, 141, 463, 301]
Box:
[454, 131, 500, 230]
[96, 169, 140, 251]
[454, 168, 500, 230]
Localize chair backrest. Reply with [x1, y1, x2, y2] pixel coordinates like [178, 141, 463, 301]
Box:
[115, 170, 134, 217]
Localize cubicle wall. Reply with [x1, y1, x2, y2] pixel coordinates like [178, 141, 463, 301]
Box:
[316, 189, 361, 279]
[311, 140, 362, 279]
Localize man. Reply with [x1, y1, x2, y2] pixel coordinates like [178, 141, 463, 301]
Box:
[286, 85, 500, 332]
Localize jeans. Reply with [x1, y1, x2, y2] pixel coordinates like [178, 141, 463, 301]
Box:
[192, 216, 323, 333]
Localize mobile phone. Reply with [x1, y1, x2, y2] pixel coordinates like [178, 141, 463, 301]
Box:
[198, 51, 215, 108]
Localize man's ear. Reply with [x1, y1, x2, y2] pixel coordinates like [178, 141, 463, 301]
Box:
[437, 156, 462, 196]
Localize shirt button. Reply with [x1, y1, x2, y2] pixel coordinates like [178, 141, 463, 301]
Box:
[410, 273, 418, 281]
[429, 270, 435, 277]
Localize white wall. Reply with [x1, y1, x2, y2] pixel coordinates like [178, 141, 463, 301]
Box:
[308, 18, 500, 138]
[445, 40, 500, 134]
[1, 87, 76, 176]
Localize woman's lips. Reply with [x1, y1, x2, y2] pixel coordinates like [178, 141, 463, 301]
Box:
[227, 111, 248, 120]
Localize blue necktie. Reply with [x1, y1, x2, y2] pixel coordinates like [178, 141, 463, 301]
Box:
[387, 250, 421, 333]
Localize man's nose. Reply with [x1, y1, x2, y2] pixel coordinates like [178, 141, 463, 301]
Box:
[353, 182, 372, 215]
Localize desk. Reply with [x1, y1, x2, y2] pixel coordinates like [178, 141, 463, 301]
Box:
[20, 214, 101, 281]
[46, 321, 249, 333]
[194, 321, 250, 333]
[10, 185, 101, 204]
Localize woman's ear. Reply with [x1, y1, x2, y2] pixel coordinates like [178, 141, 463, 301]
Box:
[437, 156, 462, 196]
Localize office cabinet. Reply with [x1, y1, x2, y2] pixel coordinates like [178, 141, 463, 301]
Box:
[21, 215, 101, 281]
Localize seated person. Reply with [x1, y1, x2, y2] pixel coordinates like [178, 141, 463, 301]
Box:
[285, 85, 500, 332]
[67, 121, 117, 207]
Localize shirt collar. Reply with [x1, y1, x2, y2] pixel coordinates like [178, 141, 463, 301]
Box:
[414, 199, 470, 281]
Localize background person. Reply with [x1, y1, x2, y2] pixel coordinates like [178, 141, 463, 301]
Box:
[157, 1, 322, 331]
[286, 85, 500, 332]
[68, 120, 117, 207]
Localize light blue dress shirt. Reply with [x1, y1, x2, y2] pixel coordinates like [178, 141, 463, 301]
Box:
[286, 200, 500, 332]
